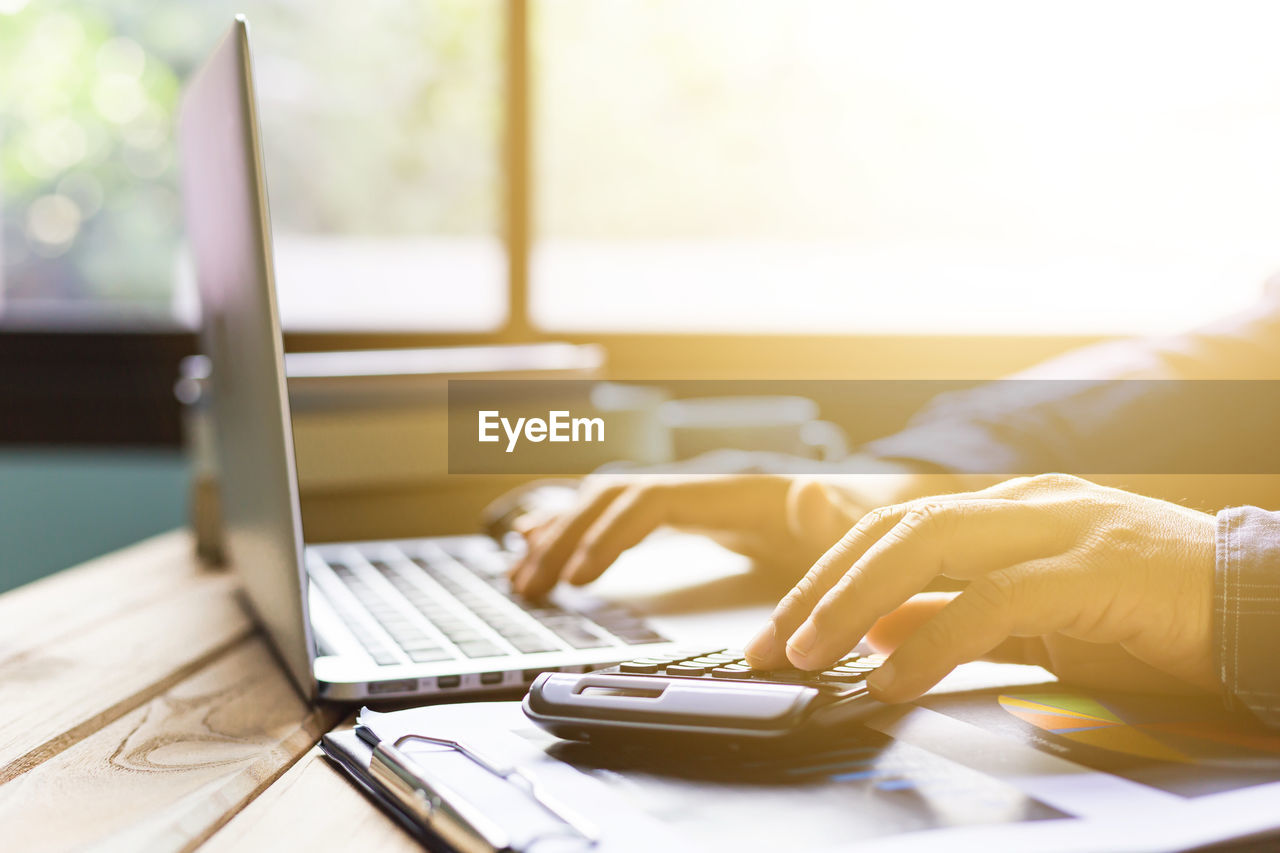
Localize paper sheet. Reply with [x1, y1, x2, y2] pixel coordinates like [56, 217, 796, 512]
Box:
[355, 663, 1280, 852]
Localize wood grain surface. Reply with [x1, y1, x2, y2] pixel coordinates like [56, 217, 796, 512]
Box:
[0, 533, 254, 781]
[203, 740, 418, 852]
[0, 528, 761, 852]
[0, 532, 368, 852]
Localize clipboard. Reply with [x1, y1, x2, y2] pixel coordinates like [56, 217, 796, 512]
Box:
[327, 727, 596, 853]
[322, 730, 594, 853]
[320, 705, 688, 853]
[319, 695, 1280, 853]
[318, 700, 1065, 853]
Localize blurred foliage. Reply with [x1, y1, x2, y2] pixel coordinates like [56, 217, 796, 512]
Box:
[0, 0, 499, 315]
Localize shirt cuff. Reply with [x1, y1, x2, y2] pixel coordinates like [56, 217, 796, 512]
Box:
[1214, 505, 1280, 728]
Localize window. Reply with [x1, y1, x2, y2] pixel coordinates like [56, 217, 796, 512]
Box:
[532, 0, 1280, 334]
[1, 0, 504, 331]
[5, 1, 1280, 337]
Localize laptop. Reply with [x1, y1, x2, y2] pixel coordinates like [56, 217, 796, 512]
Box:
[177, 16, 675, 702]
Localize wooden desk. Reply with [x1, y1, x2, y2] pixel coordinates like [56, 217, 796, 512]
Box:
[0, 531, 419, 852]
[0, 529, 770, 852]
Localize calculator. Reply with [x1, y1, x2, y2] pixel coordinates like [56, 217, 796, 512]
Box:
[521, 648, 888, 751]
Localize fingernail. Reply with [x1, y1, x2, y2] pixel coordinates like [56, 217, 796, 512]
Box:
[744, 622, 777, 663]
[867, 660, 895, 696]
[786, 621, 818, 665]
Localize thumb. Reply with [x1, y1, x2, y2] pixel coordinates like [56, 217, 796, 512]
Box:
[864, 592, 955, 654]
[865, 591, 1048, 667]
[786, 479, 863, 547]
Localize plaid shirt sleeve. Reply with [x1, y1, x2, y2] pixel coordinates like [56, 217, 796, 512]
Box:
[1215, 506, 1280, 728]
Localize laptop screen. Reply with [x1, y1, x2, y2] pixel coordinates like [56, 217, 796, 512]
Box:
[178, 17, 316, 700]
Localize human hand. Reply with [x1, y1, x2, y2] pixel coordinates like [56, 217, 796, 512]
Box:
[508, 458, 947, 598]
[509, 474, 860, 598]
[744, 474, 1219, 700]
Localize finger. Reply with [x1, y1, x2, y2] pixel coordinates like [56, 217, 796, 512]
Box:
[785, 479, 863, 547]
[864, 593, 1052, 667]
[745, 502, 910, 668]
[868, 561, 1075, 702]
[983, 635, 1053, 669]
[505, 514, 555, 573]
[747, 487, 1010, 668]
[510, 516, 562, 578]
[784, 499, 1062, 669]
[559, 486, 675, 586]
[511, 484, 625, 597]
[559, 479, 749, 585]
[863, 592, 956, 654]
[512, 512, 550, 537]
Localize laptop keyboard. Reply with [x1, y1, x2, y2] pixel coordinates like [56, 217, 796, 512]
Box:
[315, 541, 668, 667]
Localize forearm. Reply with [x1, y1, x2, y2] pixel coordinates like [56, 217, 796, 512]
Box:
[857, 288, 1280, 487]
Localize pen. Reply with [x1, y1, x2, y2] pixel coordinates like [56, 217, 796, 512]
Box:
[370, 740, 512, 853]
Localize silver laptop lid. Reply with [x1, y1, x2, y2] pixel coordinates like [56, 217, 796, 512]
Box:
[178, 17, 316, 700]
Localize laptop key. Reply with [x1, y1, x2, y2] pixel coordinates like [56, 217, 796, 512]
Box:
[614, 627, 668, 644]
[507, 635, 559, 654]
[554, 627, 612, 649]
[456, 640, 504, 658]
[409, 648, 453, 663]
[327, 547, 667, 675]
[399, 637, 443, 652]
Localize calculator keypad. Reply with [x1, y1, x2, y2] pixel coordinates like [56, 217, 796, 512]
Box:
[609, 649, 885, 689]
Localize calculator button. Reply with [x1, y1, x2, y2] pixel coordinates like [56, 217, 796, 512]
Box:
[820, 671, 865, 683]
[711, 666, 750, 678]
[700, 652, 738, 662]
[619, 661, 661, 673]
[664, 663, 710, 676]
[768, 670, 819, 682]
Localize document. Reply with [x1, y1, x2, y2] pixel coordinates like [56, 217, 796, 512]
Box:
[325, 664, 1280, 852]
